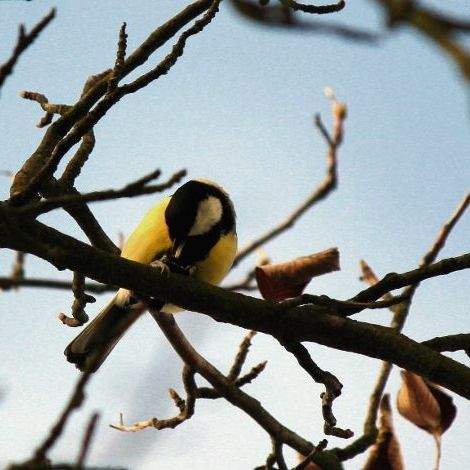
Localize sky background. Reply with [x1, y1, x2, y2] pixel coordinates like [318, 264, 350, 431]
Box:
[0, 0, 469, 468]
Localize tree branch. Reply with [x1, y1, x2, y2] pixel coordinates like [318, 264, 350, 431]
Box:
[279, 0, 345, 15]
[1, 213, 469, 398]
[9, 0, 215, 204]
[350, 253, 470, 304]
[151, 311, 316, 456]
[17, 169, 187, 216]
[423, 334, 470, 358]
[234, 96, 346, 267]
[334, 193, 469, 461]
[0, 9, 56, 90]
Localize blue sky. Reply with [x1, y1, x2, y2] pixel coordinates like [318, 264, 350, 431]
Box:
[0, 1, 469, 468]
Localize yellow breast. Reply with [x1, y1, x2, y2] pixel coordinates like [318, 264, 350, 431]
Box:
[194, 231, 237, 285]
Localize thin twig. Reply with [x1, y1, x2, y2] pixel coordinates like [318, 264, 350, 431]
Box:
[349, 253, 470, 304]
[108, 22, 128, 92]
[18, 169, 186, 216]
[111, 365, 197, 432]
[0, 9, 56, 89]
[279, 339, 353, 439]
[228, 330, 257, 380]
[10, 251, 26, 284]
[59, 131, 95, 187]
[0, 276, 114, 294]
[31, 371, 94, 465]
[294, 439, 328, 470]
[75, 412, 100, 468]
[278, 0, 345, 15]
[9, 0, 215, 204]
[279, 292, 409, 315]
[59, 272, 96, 327]
[234, 94, 346, 267]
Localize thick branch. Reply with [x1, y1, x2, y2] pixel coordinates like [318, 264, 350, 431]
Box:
[2, 215, 469, 398]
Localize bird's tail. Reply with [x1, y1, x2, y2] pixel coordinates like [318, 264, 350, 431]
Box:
[64, 293, 143, 373]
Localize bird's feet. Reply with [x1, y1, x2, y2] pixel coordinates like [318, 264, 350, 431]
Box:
[150, 259, 170, 278]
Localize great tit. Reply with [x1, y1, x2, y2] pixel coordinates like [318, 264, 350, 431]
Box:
[64, 179, 237, 372]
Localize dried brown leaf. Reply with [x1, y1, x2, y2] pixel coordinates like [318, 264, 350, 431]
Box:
[397, 371, 456, 435]
[363, 394, 404, 470]
[397, 371, 457, 470]
[255, 248, 340, 302]
[426, 381, 457, 435]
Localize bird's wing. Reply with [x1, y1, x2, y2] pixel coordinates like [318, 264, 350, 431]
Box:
[121, 196, 172, 264]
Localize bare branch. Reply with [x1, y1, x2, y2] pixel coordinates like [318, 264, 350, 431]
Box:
[58, 131, 95, 188]
[279, 339, 353, 439]
[17, 169, 187, 216]
[373, 0, 470, 80]
[278, 0, 345, 15]
[350, 253, 470, 304]
[228, 330, 257, 381]
[279, 292, 408, 315]
[423, 334, 470, 358]
[9, 0, 215, 204]
[294, 439, 328, 470]
[120, 0, 221, 94]
[75, 413, 100, 468]
[111, 366, 197, 432]
[2, 213, 470, 397]
[232, 1, 379, 44]
[0, 9, 56, 90]
[22, 0, 218, 200]
[10, 251, 26, 284]
[30, 371, 93, 466]
[20, 90, 71, 127]
[59, 272, 96, 327]
[112, 331, 268, 429]
[234, 95, 346, 267]
[150, 311, 316, 455]
[40, 178, 120, 254]
[107, 23, 128, 93]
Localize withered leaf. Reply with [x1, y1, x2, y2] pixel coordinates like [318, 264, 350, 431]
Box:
[255, 248, 340, 302]
[397, 370, 457, 469]
[397, 371, 456, 435]
[363, 394, 404, 470]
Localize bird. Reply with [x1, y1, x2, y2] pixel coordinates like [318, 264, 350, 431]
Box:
[64, 179, 237, 372]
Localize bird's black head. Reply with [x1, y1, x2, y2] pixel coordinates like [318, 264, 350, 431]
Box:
[164, 179, 236, 266]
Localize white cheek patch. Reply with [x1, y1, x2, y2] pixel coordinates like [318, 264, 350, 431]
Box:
[189, 196, 223, 236]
